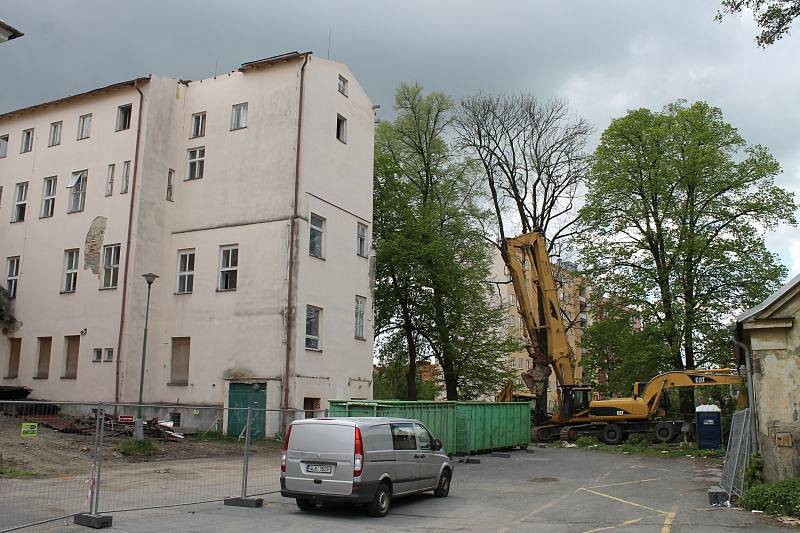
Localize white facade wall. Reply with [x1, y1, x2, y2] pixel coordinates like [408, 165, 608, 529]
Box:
[0, 55, 374, 411]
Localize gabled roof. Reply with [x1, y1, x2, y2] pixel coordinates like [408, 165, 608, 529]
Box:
[0, 19, 23, 40]
[736, 272, 800, 323]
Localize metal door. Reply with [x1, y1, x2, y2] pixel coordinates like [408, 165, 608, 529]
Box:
[228, 382, 266, 438]
[390, 423, 419, 494]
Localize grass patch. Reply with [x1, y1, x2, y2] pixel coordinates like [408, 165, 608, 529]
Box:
[116, 438, 158, 456]
[187, 431, 240, 443]
[741, 479, 800, 517]
[0, 465, 36, 478]
[549, 433, 726, 462]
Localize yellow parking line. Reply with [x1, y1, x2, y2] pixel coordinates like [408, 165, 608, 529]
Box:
[661, 508, 677, 533]
[517, 492, 572, 523]
[589, 478, 660, 489]
[577, 487, 668, 515]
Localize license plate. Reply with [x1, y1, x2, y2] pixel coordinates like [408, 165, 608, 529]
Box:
[307, 464, 332, 474]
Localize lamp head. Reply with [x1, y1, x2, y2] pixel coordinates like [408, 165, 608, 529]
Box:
[142, 273, 159, 286]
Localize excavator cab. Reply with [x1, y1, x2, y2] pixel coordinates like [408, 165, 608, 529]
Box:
[632, 382, 647, 398]
[559, 385, 592, 421]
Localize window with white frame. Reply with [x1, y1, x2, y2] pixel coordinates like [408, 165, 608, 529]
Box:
[105, 164, 115, 197]
[77, 114, 92, 140]
[356, 222, 368, 257]
[336, 114, 347, 143]
[41, 176, 56, 218]
[354, 295, 366, 340]
[20, 129, 33, 153]
[187, 147, 205, 180]
[218, 245, 238, 291]
[49, 121, 62, 147]
[0, 134, 8, 158]
[166, 169, 174, 201]
[191, 112, 206, 138]
[101, 244, 120, 289]
[67, 171, 87, 213]
[63, 248, 78, 293]
[116, 104, 132, 131]
[120, 160, 130, 193]
[92, 348, 102, 362]
[12, 182, 28, 222]
[104, 348, 114, 362]
[338, 75, 348, 96]
[305, 305, 322, 350]
[230, 102, 248, 130]
[176, 249, 194, 294]
[6, 256, 20, 298]
[309, 213, 325, 258]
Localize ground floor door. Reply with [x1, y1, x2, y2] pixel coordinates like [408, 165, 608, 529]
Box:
[227, 382, 267, 438]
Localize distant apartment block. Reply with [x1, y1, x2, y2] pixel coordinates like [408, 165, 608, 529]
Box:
[0, 52, 375, 413]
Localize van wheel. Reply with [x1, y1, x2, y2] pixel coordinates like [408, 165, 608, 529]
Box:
[600, 424, 624, 445]
[368, 483, 392, 517]
[296, 498, 316, 511]
[434, 469, 451, 497]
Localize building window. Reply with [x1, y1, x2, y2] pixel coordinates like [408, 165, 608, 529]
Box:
[77, 114, 92, 140]
[63, 249, 79, 293]
[120, 160, 131, 194]
[6, 338, 21, 379]
[105, 164, 115, 197]
[187, 147, 205, 180]
[20, 129, 33, 153]
[12, 182, 28, 222]
[0, 134, 7, 158]
[104, 348, 114, 362]
[40, 176, 57, 218]
[305, 305, 322, 350]
[116, 104, 132, 131]
[309, 213, 325, 258]
[218, 245, 238, 291]
[304, 397, 321, 419]
[67, 171, 87, 213]
[357, 222, 368, 257]
[338, 75, 348, 96]
[5, 257, 19, 298]
[63, 335, 80, 379]
[191, 112, 206, 138]
[92, 348, 102, 362]
[354, 295, 366, 340]
[166, 169, 174, 201]
[230, 102, 248, 130]
[170, 337, 190, 385]
[101, 244, 121, 289]
[336, 114, 347, 143]
[36, 337, 51, 379]
[49, 121, 62, 147]
[177, 249, 194, 294]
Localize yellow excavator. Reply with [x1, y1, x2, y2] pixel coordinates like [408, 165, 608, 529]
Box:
[497, 231, 744, 444]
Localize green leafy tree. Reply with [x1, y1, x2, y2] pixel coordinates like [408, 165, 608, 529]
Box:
[580, 100, 796, 411]
[374, 83, 518, 400]
[717, 0, 800, 46]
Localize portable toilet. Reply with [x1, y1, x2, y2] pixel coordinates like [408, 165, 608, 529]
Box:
[696, 404, 722, 449]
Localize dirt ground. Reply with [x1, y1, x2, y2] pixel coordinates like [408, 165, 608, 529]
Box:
[0, 416, 281, 478]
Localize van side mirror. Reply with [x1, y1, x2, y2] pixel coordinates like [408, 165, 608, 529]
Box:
[432, 438, 443, 451]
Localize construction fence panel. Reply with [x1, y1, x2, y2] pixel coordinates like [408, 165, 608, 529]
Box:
[721, 408, 751, 500]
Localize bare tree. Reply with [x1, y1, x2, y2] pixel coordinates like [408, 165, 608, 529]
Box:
[455, 94, 591, 414]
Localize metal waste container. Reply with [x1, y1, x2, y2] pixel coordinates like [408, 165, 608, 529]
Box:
[696, 404, 722, 449]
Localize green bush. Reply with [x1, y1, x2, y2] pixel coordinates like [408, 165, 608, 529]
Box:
[745, 453, 765, 488]
[575, 436, 596, 448]
[116, 439, 157, 457]
[740, 479, 800, 517]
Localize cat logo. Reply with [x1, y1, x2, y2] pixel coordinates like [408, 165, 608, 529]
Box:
[694, 376, 706, 384]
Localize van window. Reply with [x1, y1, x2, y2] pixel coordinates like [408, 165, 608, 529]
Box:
[289, 423, 353, 453]
[390, 423, 417, 450]
[414, 423, 432, 450]
[364, 424, 393, 452]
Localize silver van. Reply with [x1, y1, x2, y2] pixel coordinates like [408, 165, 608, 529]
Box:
[280, 417, 452, 517]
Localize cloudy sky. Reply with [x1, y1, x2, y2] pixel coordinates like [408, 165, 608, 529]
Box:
[2, 0, 798, 277]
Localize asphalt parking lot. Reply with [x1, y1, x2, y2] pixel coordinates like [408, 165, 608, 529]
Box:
[34, 447, 789, 532]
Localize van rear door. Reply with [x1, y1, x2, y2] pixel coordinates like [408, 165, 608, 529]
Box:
[284, 421, 355, 495]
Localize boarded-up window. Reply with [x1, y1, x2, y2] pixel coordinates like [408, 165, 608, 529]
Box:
[303, 397, 321, 419]
[6, 338, 21, 378]
[64, 335, 79, 379]
[36, 337, 51, 379]
[170, 337, 190, 385]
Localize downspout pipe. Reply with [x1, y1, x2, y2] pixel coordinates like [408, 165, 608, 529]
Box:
[115, 80, 147, 404]
[283, 54, 310, 415]
[730, 323, 758, 452]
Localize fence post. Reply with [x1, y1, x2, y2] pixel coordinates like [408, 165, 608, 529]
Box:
[224, 407, 263, 508]
[73, 402, 113, 529]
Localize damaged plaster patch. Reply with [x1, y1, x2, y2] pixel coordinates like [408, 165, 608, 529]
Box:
[84, 216, 107, 275]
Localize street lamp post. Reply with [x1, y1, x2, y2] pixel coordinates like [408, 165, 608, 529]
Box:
[135, 273, 158, 441]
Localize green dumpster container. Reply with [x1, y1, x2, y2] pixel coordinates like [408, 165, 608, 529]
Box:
[328, 400, 530, 454]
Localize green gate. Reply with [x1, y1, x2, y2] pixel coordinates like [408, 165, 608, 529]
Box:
[227, 382, 266, 438]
